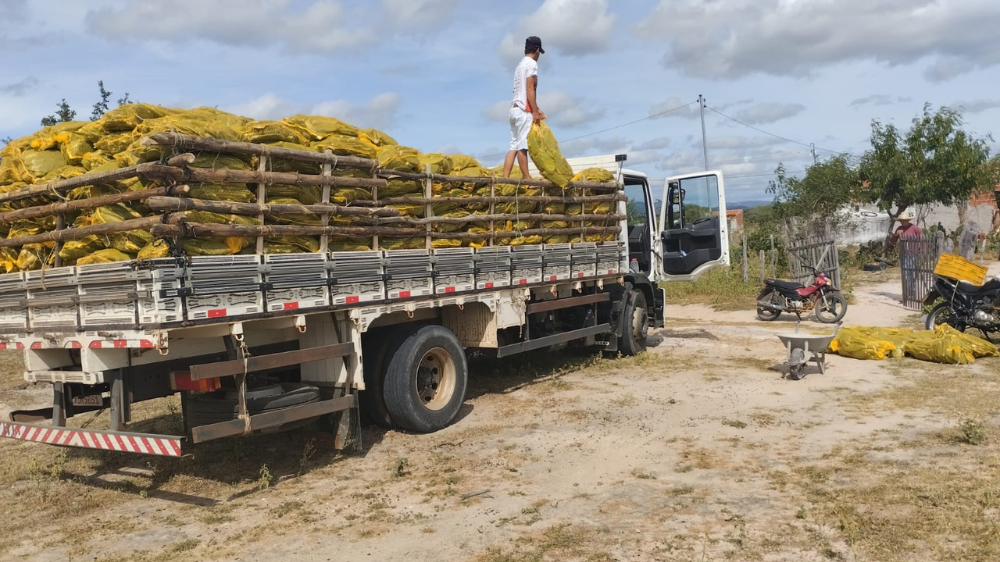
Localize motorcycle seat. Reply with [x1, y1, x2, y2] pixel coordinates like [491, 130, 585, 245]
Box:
[958, 278, 1000, 295]
[766, 279, 804, 291]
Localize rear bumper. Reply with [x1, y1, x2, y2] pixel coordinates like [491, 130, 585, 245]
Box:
[0, 421, 183, 457]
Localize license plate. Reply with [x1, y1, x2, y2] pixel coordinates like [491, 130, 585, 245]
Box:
[72, 395, 103, 407]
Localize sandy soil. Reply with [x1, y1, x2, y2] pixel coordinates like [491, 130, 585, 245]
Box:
[1, 270, 999, 562]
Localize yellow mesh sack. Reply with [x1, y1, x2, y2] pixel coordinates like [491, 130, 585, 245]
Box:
[527, 122, 573, 188]
[377, 145, 420, 172]
[282, 115, 358, 140]
[101, 104, 177, 132]
[418, 153, 453, 174]
[313, 135, 377, 159]
[571, 168, 615, 183]
[243, 121, 309, 144]
[358, 128, 397, 149]
[77, 249, 132, 265]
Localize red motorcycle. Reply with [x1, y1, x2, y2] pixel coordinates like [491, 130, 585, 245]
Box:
[756, 267, 848, 323]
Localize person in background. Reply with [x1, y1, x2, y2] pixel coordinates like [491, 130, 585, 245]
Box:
[889, 210, 923, 245]
[503, 36, 546, 179]
[936, 221, 947, 237]
[890, 210, 922, 290]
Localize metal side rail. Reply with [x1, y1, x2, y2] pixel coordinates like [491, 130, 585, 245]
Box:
[496, 323, 611, 358]
[0, 421, 183, 457]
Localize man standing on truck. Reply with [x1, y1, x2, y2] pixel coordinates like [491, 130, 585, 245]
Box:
[503, 36, 547, 179]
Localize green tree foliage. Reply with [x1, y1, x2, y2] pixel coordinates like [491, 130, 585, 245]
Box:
[91, 81, 112, 121]
[858, 104, 993, 227]
[40, 99, 76, 127]
[768, 154, 859, 220]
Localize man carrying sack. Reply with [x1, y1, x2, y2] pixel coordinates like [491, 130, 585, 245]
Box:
[504, 36, 547, 179]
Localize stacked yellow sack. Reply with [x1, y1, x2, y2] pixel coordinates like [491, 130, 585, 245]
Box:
[829, 324, 999, 364]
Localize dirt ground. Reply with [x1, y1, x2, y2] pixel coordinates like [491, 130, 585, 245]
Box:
[3, 267, 1000, 562]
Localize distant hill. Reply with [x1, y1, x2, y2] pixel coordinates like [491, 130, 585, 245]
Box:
[728, 200, 772, 210]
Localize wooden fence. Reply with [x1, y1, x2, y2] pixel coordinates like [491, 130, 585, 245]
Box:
[786, 236, 841, 289]
[900, 232, 947, 310]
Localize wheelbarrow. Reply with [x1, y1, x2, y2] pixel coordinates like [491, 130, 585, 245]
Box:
[776, 321, 842, 380]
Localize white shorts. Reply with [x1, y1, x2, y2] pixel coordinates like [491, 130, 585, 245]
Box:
[509, 105, 531, 151]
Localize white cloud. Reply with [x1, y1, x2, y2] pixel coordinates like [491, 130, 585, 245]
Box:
[850, 95, 913, 108]
[636, 137, 671, 150]
[312, 93, 402, 130]
[226, 92, 402, 129]
[226, 93, 299, 121]
[732, 102, 805, 125]
[498, 0, 617, 65]
[635, 0, 1000, 80]
[382, 0, 461, 28]
[86, 0, 371, 54]
[648, 97, 699, 119]
[0, 76, 39, 97]
[950, 99, 1000, 114]
[924, 56, 976, 82]
[481, 91, 604, 128]
[1, 0, 27, 21]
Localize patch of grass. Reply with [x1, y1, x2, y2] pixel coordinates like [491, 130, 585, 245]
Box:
[960, 417, 988, 445]
[722, 419, 748, 429]
[631, 468, 656, 480]
[391, 457, 410, 478]
[475, 523, 614, 562]
[661, 268, 763, 311]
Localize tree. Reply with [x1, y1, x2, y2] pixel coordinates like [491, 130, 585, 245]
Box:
[40, 99, 76, 127]
[117, 92, 133, 106]
[859, 104, 994, 231]
[91, 81, 112, 121]
[767, 155, 859, 223]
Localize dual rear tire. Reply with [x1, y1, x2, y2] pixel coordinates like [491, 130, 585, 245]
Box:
[361, 325, 468, 433]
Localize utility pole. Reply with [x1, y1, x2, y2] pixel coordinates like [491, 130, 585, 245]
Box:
[699, 94, 709, 171]
[810, 143, 818, 165]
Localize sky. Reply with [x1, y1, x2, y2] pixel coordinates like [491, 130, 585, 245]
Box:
[2, 0, 1000, 203]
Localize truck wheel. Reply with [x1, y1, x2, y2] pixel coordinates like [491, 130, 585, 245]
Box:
[359, 327, 407, 429]
[185, 383, 320, 430]
[618, 288, 649, 356]
[383, 325, 468, 433]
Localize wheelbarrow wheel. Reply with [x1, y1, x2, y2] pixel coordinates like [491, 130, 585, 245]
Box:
[787, 348, 806, 380]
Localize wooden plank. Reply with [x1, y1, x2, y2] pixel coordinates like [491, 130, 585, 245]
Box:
[151, 222, 621, 240]
[190, 395, 355, 444]
[383, 170, 618, 192]
[526, 293, 610, 314]
[142, 132, 377, 170]
[188, 342, 355, 381]
[145, 196, 399, 218]
[0, 185, 189, 224]
[0, 216, 165, 248]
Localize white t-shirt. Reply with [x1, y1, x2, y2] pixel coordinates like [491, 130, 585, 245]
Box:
[511, 56, 538, 111]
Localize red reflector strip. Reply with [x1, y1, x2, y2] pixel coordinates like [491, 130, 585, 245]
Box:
[30, 342, 42, 349]
[114, 340, 127, 348]
[0, 421, 182, 457]
[16, 343, 24, 350]
[445, 286, 456, 293]
[0, 343, 6, 350]
[484, 283, 494, 289]
[170, 371, 221, 392]
[70, 341, 82, 349]
[577, 273, 585, 278]
[518, 279, 528, 285]
[549, 276, 557, 282]
[208, 309, 227, 318]
[400, 291, 411, 298]
[139, 340, 154, 349]
[608, 270, 615, 274]
[283, 302, 299, 311]
[346, 296, 360, 304]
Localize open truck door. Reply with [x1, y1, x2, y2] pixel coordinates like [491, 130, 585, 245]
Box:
[657, 171, 729, 281]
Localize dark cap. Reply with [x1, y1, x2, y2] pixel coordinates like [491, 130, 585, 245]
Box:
[525, 36, 545, 54]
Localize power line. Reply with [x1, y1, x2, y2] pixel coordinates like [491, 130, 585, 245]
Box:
[705, 105, 861, 159]
[479, 100, 698, 161]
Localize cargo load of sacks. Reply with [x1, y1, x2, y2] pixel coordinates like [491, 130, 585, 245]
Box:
[0, 104, 618, 273]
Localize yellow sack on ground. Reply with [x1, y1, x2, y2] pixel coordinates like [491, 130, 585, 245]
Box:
[904, 337, 976, 365]
[527, 122, 574, 188]
[828, 327, 897, 360]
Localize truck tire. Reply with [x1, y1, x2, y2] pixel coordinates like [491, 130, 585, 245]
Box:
[618, 288, 649, 356]
[360, 327, 408, 429]
[185, 383, 320, 430]
[382, 325, 468, 433]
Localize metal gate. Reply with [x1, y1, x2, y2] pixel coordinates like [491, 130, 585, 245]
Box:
[787, 236, 841, 289]
[899, 235, 941, 310]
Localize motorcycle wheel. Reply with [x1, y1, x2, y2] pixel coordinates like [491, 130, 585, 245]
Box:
[756, 288, 782, 322]
[925, 302, 964, 332]
[815, 292, 848, 324]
